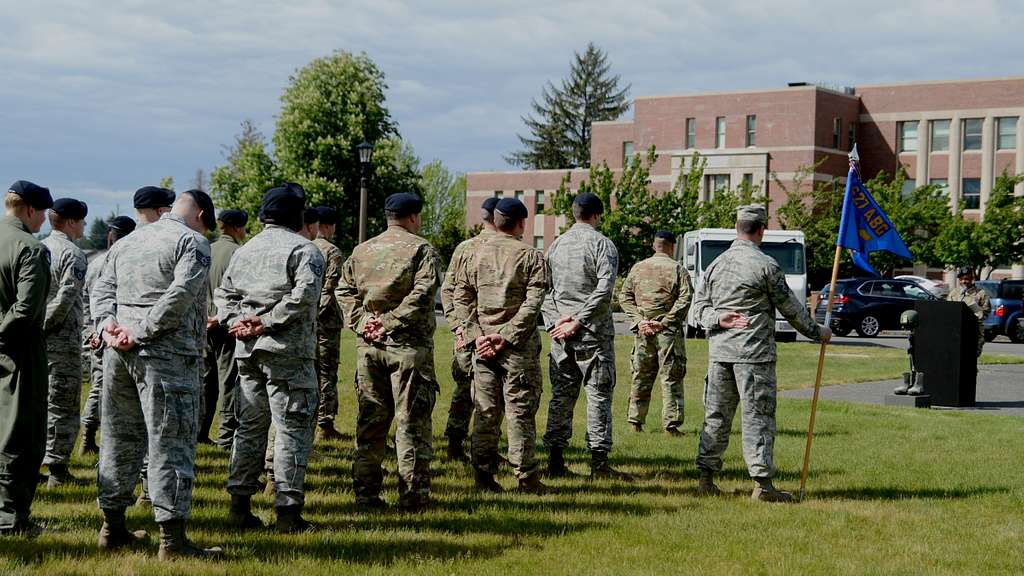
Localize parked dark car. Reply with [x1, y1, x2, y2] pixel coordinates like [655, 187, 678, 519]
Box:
[815, 278, 937, 337]
[976, 279, 1024, 343]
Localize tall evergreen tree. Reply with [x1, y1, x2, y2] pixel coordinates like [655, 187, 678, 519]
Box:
[507, 43, 631, 170]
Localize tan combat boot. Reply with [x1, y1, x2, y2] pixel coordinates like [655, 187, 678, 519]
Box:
[157, 520, 223, 560]
[751, 479, 795, 503]
[97, 508, 149, 551]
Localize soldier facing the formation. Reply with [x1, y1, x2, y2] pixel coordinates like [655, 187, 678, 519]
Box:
[618, 230, 693, 436]
[216, 184, 323, 533]
[40, 198, 89, 488]
[313, 206, 345, 442]
[337, 192, 441, 511]
[91, 189, 222, 559]
[692, 204, 831, 502]
[947, 267, 991, 357]
[0, 181, 53, 538]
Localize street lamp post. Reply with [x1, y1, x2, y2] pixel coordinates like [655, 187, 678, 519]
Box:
[356, 141, 374, 243]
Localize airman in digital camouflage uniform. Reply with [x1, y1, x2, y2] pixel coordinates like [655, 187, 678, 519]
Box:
[542, 192, 630, 479]
[92, 190, 222, 558]
[40, 198, 89, 488]
[80, 216, 136, 456]
[692, 204, 831, 502]
[453, 197, 549, 493]
[0, 181, 53, 538]
[313, 206, 344, 441]
[619, 231, 692, 436]
[337, 192, 440, 511]
[216, 184, 322, 534]
[947, 267, 991, 357]
[439, 196, 498, 462]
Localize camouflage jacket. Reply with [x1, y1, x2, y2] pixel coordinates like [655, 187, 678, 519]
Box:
[948, 284, 991, 322]
[313, 237, 344, 330]
[452, 232, 548, 349]
[440, 228, 494, 329]
[692, 239, 821, 362]
[214, 224, 324, 360]
[619, 252, 693, 333]
[337, 225, 440, 348]
[42, 230, 88, 347]
[81, 250, 110, 344]
[91, 213, 211, 358]
[541, 223, 618, 341]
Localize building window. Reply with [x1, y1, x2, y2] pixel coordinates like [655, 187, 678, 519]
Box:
[746, 115, 757, 147]
[742, 173, 754, 190]
[686, 117, 696, 148]
[848, 122, 857, 149]
[997, 117, 1018, 150]
[705, 174, 730, 197]
[961, 178, 981, 209]
[929, 178, 948, 196]
[533, 236, 545, 250]
[963, 118, 983, 151]
[715, 117, 726, 149]
[514, 190, 524, 201]
[535, 190, 545, 213]
[898, 121, 918, 153]
[901, 180, 916, 198]
[622, 141, 634, 166]
[833, 118, 842, 149]
[930, 120, 950, 152]
[494, 190, 504, 198]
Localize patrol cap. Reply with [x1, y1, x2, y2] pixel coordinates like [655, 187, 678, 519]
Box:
[573, 192, 604, 215]
[495, 197, 528, 220]
[385, 192, 423, 217]
[654, 230, 676, 243]
[316, 206, 338, 225]
[736, 204, 768, 226]
[260, 183, 306, 229]
[51, 198, 88, 220]
[107, 215, 136, 233]
[956, 266, 974, 278]
[181, 189, 216, 231]
[216, 208, 248, 228]
[303, 207, 320, 225]
[481, 197, 500, 213]
[133, 186, 175, 209]
[7, 180, 53, 210]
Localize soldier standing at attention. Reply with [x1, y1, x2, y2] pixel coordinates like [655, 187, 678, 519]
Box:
[217, 184, 322, 533]
[947, 267, 991, 357]
[692, 205, 831, 502]
[200, 209, 248, 449]
[619, 231, 692, 436]
[80, 216, 136, 455]
[337, 192, 440, 511]
[313, 206, 344, 442]
[91, 190, 221, 558]
[439, 196, 499, 462]
[0, 181, 53, 538]
[453, 198, 548, 493]
[542, 192, 629, 479]
[40, 198, 90, 488]
[133, 186, 175, 225]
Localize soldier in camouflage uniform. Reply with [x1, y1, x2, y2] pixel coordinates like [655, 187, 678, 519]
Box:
[692, 205, 831, 502]
[133, 186, 174, 225]
[948, 267, 991, 357]
[313, 206, 344, 441]
[40, 199, 89, 488]
[0, 181, 52, 538]
[337, 192, 440, 511]
[619, 231, 693, 436]
[216, 184, 322, 533]
[91, 190, 222, 558]
[542, 193, 629, 479]
[439, 196, 498, 461]
[453, 198, 548, 493]
[80, 216, 136, 456]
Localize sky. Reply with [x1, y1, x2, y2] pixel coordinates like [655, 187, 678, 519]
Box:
[1, 0, 1021, 223]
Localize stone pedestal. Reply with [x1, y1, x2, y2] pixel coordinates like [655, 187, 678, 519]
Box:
[884, 394, 932, 408]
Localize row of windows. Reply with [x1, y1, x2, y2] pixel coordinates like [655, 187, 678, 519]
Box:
[492, 189, 545, 212]
[911, 178, 981, 209]
[898, 117, 1018, 153]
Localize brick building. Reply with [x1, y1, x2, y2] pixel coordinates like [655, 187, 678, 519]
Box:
[466, 76, 1024, 278]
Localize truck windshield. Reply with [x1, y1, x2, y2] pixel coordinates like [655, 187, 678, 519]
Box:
[700, 240, 805, 274]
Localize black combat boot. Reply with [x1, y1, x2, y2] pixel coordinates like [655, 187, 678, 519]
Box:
[546, 448, 574, 478]
[445, 435, 469, 463]
[275, 505, 314, 534]
[97, 507, 149, 551]
[157, 519, 223, 560]
[227, 495, 264, 530]
[46, 464, 73, 489]
[590, 450, 634, 481]
[696, 469, 721, 496]
[474, 468, 504, 493]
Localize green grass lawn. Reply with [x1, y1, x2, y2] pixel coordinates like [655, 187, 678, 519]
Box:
[3, 330, 1022, 575]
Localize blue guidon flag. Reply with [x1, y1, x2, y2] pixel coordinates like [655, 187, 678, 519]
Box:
[837, 145, 913, 276]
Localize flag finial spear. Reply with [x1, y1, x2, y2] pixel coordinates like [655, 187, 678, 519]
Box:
[848, 143, 860, 164]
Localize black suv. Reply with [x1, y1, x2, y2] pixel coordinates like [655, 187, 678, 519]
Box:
[815, 278, 937, 337]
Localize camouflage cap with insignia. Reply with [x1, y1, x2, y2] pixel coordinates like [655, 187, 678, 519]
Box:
[736, 204, 767, 226]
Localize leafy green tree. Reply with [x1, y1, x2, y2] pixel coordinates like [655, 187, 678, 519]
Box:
[209, 120, 281, 235]
[88, 215, 111, 250]
[935, 172, 1024, 277]
[420, 160, 468, 265]
[934, 215, 987, 277]
[774, 164, 848, 287]
[159, 176, 174, 190]
[507, 43, 631, 170]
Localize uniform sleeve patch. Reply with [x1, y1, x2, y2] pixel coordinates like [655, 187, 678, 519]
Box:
[311, 262, 324, 277]
[198, 254, 211, 268]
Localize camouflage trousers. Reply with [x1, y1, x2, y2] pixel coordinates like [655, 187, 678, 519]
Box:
[43, 344, 82, 468]
[471, 333, 542, 479]
[544, 337, 617, 453]
[445, 345, 474, 441]
[316, 326, 341, 427]
[228, 351, 317, 508]
[81, 346, 103, 429]
[201, 324, 239, 448]
[353, 343, 436, 501]
[696, 361, 777, 479]
[98, 349, 200, 522]
[627, 330, 686, 431]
